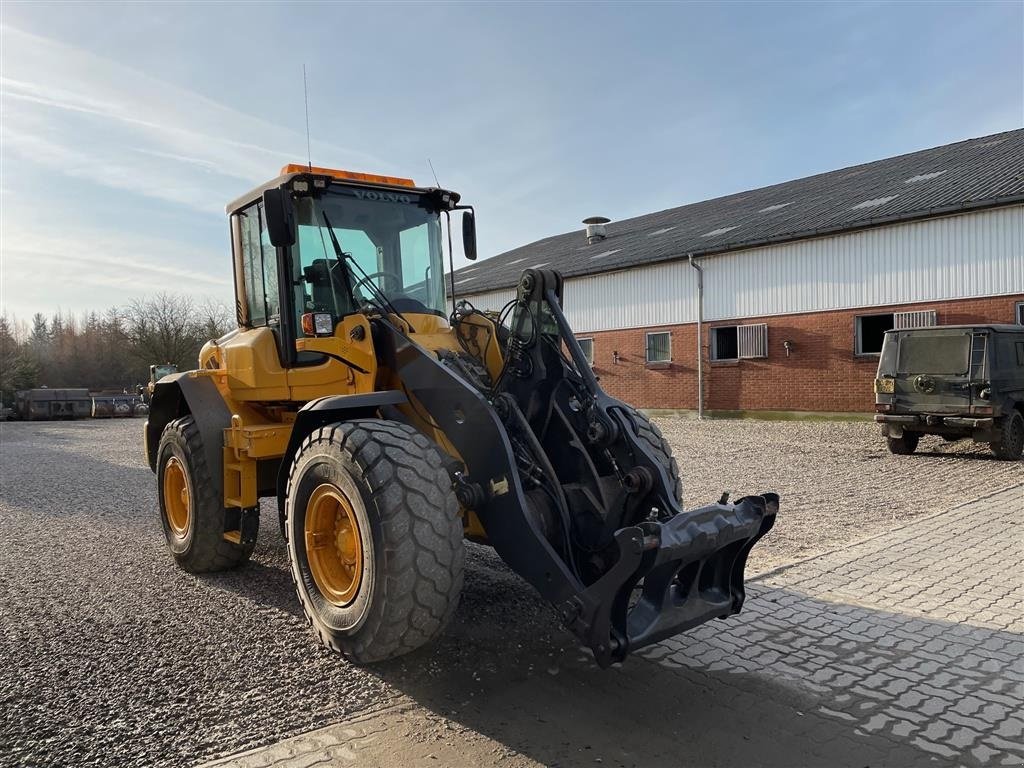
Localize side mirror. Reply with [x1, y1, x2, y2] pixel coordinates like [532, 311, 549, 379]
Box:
[263, 188, 296, 247]
[462, 209, 478, 261]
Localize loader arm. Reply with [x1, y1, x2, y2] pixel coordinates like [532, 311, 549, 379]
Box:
[386, 268, 777, 666]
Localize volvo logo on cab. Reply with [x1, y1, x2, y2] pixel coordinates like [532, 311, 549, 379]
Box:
[353, 189, 413, 204]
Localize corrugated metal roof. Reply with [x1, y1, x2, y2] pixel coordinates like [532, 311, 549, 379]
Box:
[453, 129, 1024, 294]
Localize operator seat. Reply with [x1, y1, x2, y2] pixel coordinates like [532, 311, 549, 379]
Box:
[303, 259, 355, 317]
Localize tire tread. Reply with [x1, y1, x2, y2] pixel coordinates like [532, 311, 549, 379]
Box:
[285, 419, 463, 663]
[631, 410, 683, 503]
[159, 416, 254, 573]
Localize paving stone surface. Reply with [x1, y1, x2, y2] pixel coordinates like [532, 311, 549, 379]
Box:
[202, 484, 1024, 768]
[646, 484, 1024, 767]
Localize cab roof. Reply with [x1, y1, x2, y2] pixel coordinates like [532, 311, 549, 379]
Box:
[226, 164, 435, 215]
[885, 324, 1024, 333]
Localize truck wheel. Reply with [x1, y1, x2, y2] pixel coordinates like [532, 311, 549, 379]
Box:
[629, 409, 683, 504]
[285, 420, 464, 663]
[990, 412, 1024, 460]
[157, 416, 257, 572]
[887, 433, 920, 455]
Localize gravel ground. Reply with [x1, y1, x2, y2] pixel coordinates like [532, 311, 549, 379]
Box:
[0, 421, 397, 767]
[0, 417, 1020, 767]
[656, 416, 1023, 572]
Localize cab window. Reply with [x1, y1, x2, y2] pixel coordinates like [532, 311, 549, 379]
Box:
[290, 192, 445, 339]
[238, 202, 279, 327]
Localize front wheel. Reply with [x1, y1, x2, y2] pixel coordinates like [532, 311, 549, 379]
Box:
[990, 412, 1024, 460]
[285, 420, 464, 663]
[628, 409, 683, 504]
[887, 433, 920, 455]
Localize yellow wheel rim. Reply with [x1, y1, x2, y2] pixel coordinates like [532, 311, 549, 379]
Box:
[163, 456, 190, 537]
[305, 483, 363, 606]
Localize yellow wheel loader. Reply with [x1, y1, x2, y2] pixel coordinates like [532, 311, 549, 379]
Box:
[145, 164, 778, 667]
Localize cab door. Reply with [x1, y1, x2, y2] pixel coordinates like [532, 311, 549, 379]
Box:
[225, 201, 290, 400]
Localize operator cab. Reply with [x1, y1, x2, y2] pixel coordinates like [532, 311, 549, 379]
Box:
[225, 164, 477, 366]
[151, 363, 178, 382]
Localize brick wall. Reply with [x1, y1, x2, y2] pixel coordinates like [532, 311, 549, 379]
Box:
[582, 294, 1024, 413]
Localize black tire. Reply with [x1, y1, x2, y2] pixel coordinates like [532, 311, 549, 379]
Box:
[285, 419, 464, 664]
[887, 433, 920, 455]
[990, 412, 1024, 460]
[156, 416, 257, 573]
[629, 409, 683, 504]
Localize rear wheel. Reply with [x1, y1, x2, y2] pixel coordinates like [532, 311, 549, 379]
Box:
[157, 416, 257, 572]
[990, 412, 1024, 460]
[285, 419, 464, 663]
[887, 433, 920, 455]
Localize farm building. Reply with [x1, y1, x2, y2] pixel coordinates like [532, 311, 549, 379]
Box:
[453, 129, 1024, 415]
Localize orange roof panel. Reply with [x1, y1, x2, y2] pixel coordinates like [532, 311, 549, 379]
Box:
[280, 164, 416, 188]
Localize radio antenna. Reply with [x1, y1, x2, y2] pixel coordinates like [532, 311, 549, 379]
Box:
[303, 64, 313, 171]
[427, 158, 459, 315]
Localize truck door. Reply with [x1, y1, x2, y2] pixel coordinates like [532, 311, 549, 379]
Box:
[892, 329, 979, 413]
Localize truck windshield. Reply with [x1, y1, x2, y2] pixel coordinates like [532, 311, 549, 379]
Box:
[292, 188, 446, 332]
[896, 334, 971, 376]
[153, 365, 177, 379]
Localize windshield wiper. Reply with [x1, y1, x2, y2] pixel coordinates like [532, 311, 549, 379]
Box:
[319, 210, 410, 329]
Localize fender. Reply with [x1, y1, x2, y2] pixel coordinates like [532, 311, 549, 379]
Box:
[274, 390, 408, 523]
[144, 374, 232, 491]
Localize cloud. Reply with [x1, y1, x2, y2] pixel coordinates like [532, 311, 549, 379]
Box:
[0, 24, 395, 214]
[0, 22, 387, 317]
[2, 126, 229, 214]
[0, 209, 233, 319]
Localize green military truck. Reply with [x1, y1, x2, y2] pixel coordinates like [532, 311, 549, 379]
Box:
[874, 325, 1024, 460]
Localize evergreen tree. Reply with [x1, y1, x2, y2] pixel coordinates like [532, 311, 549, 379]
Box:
[0, 316, 38, 404]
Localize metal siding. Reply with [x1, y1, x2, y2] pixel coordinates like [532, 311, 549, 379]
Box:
[562, 262, 697, 332]
[459, 206, 1024, 329]
[458, 288, 516, 313]
[708, 206, 1024, 321]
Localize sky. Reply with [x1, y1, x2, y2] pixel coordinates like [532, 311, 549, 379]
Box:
[1, 1, 1022, 322]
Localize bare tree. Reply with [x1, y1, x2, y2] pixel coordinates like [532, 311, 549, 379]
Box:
[5, 293, 238, 393]
[197, 296, 236, 342]
[122, 293, 205, 370]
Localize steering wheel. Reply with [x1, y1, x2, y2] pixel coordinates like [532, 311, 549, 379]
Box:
[350, 269, 433, 314]
[352, 270, 403, 296]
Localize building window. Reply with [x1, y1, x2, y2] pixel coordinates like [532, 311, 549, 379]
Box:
[856, 314, 893, 355]
[857, 309, 937, 355]
[711, 323, 768, 360]
[577, 338, 594, 366]
[712, 327, 738, 360]
[1016, 302, 1024, 325]
[646, 331, 671, 363]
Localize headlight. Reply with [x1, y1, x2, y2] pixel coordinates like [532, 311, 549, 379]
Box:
[874, 378, 895, 394]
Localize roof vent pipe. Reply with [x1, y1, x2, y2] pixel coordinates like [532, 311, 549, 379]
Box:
[583, 216, 610, 244]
